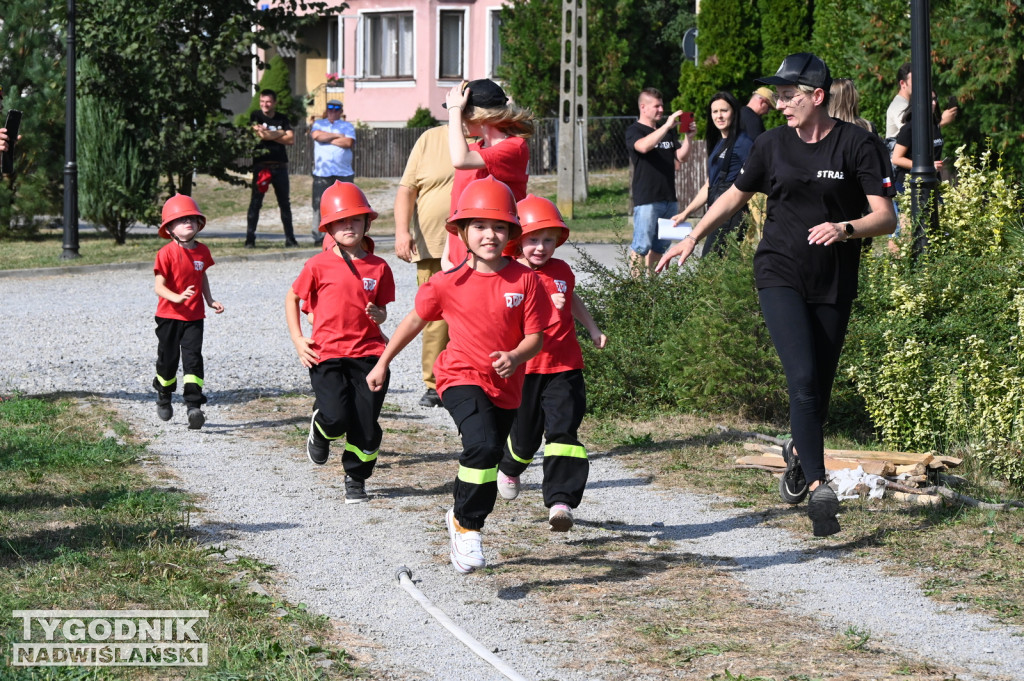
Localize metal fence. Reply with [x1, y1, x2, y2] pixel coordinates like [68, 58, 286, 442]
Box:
[286, 116, 708, 207]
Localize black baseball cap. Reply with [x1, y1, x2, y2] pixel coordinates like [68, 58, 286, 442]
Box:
[756, 53, 832, 91]
[442, 79, 509, 109]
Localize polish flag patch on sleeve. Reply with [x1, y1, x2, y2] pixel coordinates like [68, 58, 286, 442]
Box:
[882, 176, 893, 188]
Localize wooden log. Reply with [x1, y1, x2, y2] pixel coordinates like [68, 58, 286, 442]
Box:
[894, 463, 926, 476]
[742, 443, 784, 456]
[824, 448, 933, 465]
[933, 455, 963, 468]
[891, 491, 944, 506]
[736, 453, 894, 476]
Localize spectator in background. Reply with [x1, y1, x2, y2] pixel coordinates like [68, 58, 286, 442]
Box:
[670, 91, 754, 256]
[829, 78, 875, 133]
[246, 89, 298, 248]
[885, 62, 957, 153]
[625, 87, 694, 275]
[739, 86, 776, 139]
[394, 125, 454, 408]
[310, 99, 356, 244]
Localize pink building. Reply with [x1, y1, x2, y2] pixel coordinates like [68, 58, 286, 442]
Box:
[273, 0, 508, 127]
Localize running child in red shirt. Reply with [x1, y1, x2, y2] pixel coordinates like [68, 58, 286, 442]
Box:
[496, 195, 606, 531]
[153, 194, 225, 430]
[286, 182, 395, 504]
[366, 177, 555, 574]
[441, 78, 534, 269]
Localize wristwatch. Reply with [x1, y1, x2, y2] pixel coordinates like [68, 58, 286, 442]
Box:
[843, 222, 855, 238]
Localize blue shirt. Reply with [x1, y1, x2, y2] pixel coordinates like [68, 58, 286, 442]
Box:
[312, 118, 356, 177]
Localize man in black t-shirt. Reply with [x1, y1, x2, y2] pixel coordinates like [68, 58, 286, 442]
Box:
[246, 89, 298, 247]
[625, 87, 693, 274]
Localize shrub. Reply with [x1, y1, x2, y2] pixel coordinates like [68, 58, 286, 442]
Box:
[406, 107, 439, 129]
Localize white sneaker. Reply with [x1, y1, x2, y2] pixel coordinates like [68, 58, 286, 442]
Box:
[445, 509, 485, 573]
[496, 472, 520, 500]
[548, 503, 574, 532]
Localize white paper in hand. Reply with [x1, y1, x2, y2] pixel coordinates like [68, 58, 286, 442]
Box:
[658, 218, 693, 241]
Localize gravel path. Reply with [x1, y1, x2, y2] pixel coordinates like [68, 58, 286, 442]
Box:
[1, 255, 1022, 681]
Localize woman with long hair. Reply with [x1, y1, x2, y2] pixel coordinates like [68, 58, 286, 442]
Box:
[828, 78, 875, 133]
[670, 91, 754, 256]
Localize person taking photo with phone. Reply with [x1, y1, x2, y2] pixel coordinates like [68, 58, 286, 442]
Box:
[625, 87, 695, 275]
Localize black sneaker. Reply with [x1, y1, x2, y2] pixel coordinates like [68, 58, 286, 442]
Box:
[156, 401, 173, 421]
[807, 483, 841, 537]
[187, 407, 205, 430]
[345, 476, 368, 504]
[284, 239, 299, 247]
[780, 439, 808, 504]
[306, 410, 329, 465]
[419, 388, 442, 408]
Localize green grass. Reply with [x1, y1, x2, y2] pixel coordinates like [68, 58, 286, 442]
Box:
[0, 396, 363, 679]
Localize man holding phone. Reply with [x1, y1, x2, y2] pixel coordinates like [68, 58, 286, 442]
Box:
[625, 87, 694, 275]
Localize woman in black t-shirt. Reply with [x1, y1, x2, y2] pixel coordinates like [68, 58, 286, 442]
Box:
[657, 53, 896, 538]
[671, 91, 754, 256]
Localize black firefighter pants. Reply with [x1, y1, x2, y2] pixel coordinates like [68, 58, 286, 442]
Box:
[153, 317, 207, 408]
[443, 385, 517, 531]
[309, 357, 389, 481]
[500, 370, 589, 508]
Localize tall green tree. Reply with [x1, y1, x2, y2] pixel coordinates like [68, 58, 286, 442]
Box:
[759, 0, 812, 76]
[0, 0, 67, 235]
[498, 0, 693, 117]
[78, 0, 325, 199]
[674, 0, 760, 128]
[77, 58, 160, 244]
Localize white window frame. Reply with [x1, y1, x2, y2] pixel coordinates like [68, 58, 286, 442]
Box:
[486, 7, 504, 79]
[327, 15, 343, 77]
[436, 7, 468, 82]
[357, 8, 416, 81]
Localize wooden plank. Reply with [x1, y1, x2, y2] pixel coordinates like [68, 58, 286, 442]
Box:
[742, 443, 783, 456]
[824, 448, 933, 465]
[735, 454, 894, 476]
[736, 455, 785, 468]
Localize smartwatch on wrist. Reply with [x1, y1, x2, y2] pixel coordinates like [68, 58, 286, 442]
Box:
[843, 222, 855, 238]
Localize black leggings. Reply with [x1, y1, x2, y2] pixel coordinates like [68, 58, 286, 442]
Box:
[758, 287, 852, 485]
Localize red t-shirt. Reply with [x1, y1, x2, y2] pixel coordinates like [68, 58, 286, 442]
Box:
[447, 136, 530, 265]
[154, 241, 215, 321]
[524, 258, 584, 374]
[415, 259, 555, 409]
[291, 250, 395, 361]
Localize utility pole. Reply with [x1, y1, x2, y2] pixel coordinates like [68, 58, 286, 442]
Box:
[62, 0, 80, 260]
[556, 0, 587, 218]
[908, 0, 938, 260]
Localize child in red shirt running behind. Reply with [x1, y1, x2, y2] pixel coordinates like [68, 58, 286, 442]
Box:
[153, 194, 225, 430]
[367, 177, 555, 574]
[496, 195, 607, 531]
[286, 182, 395, 504]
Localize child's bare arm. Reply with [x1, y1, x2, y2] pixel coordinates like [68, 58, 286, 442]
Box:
[365, 301, 387, 325]
[202, 273, 224, 314]
[571, 293, 607, 348]
[490, 331, 543, 378]
[286, 289, 319, 368]
[367, 309, 428, 391]
[154, 273, 194, 304]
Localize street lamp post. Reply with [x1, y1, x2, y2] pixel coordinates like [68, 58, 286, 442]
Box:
[62, 0, 80, 260]
[908, 0, 938, 259]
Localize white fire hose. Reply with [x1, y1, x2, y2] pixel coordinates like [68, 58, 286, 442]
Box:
[395, 566, 530, 681]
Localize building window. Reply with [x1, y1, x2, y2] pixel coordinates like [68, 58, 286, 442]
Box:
[439, 10, 464, 80]
[364, 12, 413, 78]
[488, 10, 503, 78]
[327, 16, 341, 76]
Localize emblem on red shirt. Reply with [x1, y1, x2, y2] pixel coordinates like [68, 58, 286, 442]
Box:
[554, 279, 567, 293]
[193, 261, 205, 272]
[362, 278, 377, 292]
[504, 293, 524, 308]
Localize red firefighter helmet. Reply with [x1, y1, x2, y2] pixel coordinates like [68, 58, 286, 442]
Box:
[159, 194, 206, 239]
[319, 181, 378, 232]
[515, 194, 569, 246]
[445, 176, 521, 241]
